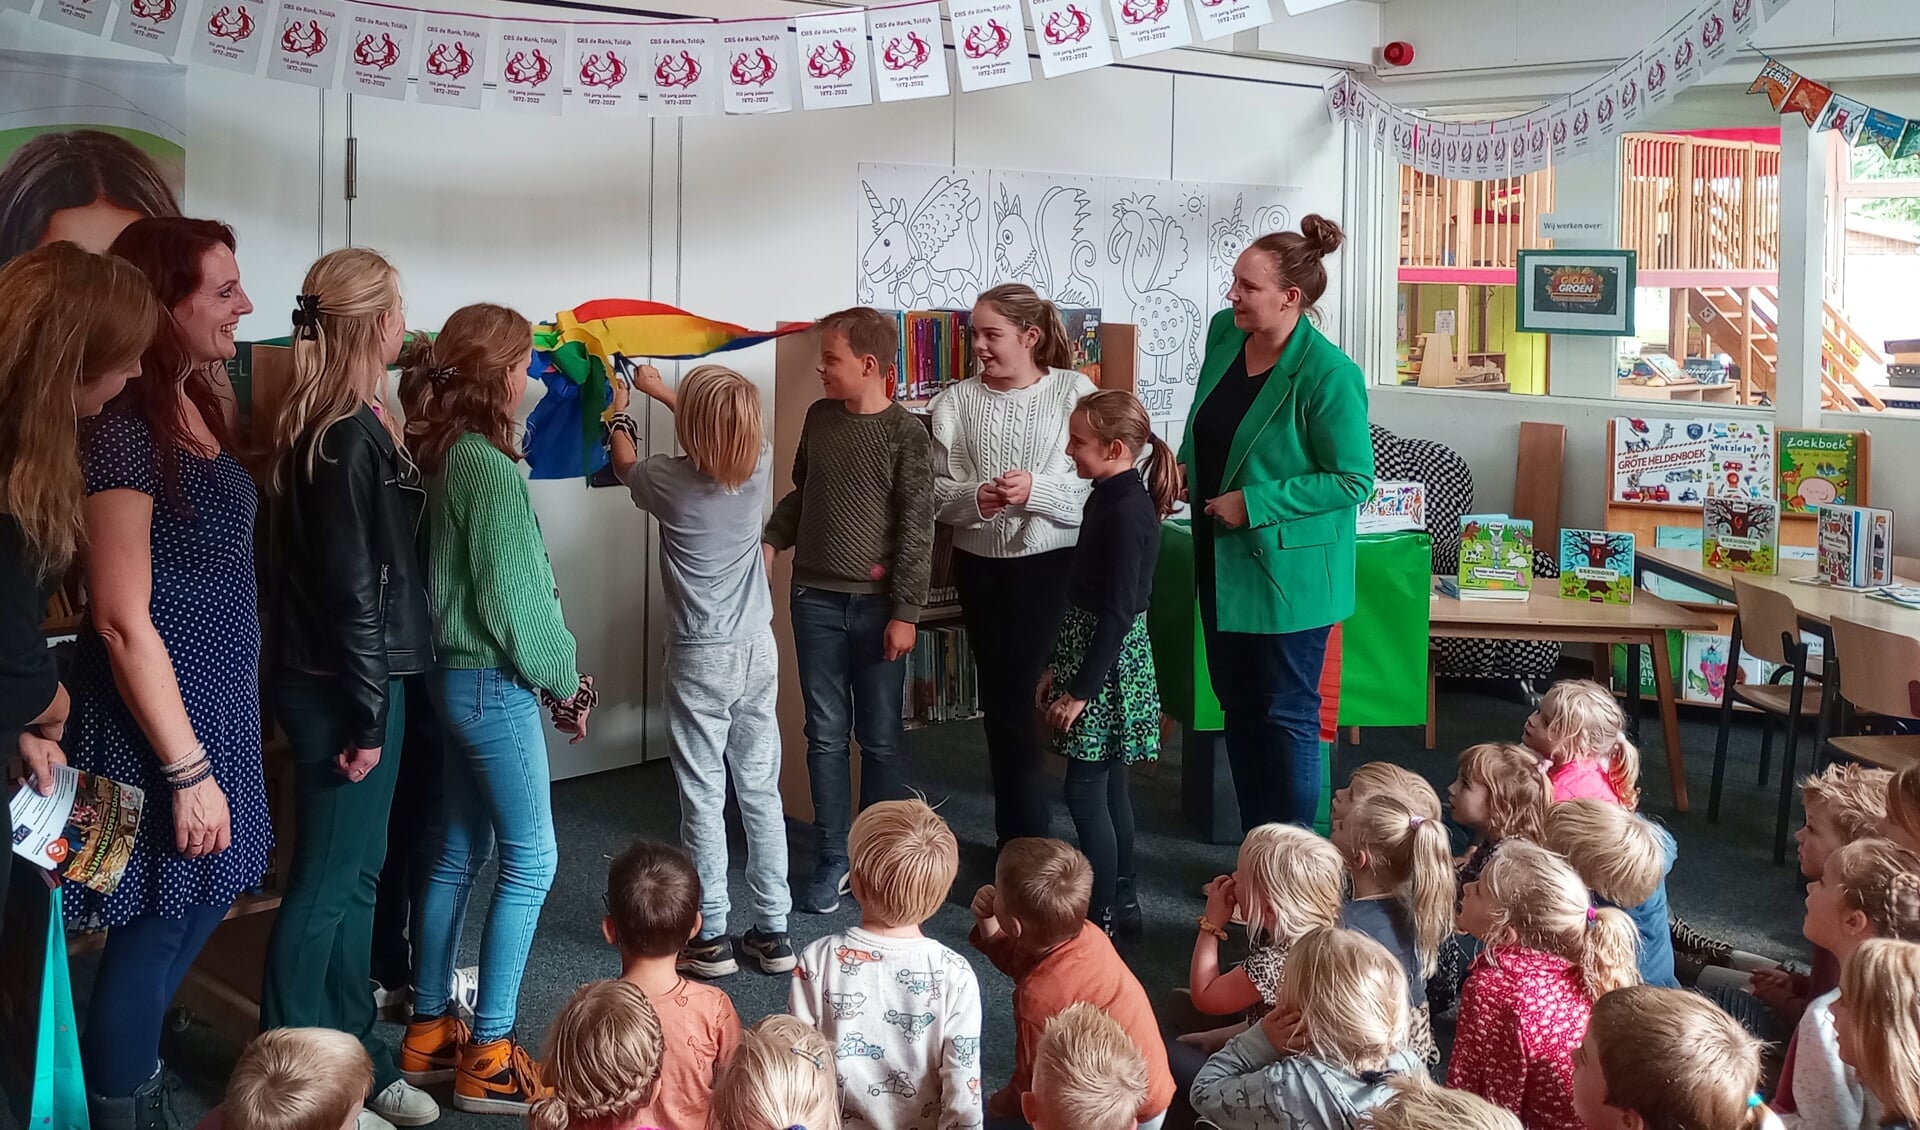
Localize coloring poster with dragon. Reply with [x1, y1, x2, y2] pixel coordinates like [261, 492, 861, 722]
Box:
[986, 169, 1102, 309]
[856, 163, 989, 312]
[1103, 178, 1209, 419]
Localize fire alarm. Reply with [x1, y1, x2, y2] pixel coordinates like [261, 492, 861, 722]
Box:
[1382, 41, 1415, 67]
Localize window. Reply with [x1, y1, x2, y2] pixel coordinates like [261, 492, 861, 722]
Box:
[1834, 141, 1920, 410]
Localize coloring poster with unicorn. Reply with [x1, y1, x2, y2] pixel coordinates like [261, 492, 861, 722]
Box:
[856, 163, 988, 312]
[1206, 185, 1301, 305]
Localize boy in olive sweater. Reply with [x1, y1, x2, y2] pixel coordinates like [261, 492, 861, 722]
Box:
[764, 306, 935, 915]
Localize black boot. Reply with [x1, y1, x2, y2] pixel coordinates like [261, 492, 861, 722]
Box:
[1113, 877, 1143, 939]
[1090, 903, 1116, 939]
[89, 1066, 174, 1130]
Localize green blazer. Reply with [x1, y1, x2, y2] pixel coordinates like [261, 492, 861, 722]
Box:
[1177, 309, 1375, 635]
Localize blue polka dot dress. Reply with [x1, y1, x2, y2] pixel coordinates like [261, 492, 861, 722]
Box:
[65, 410, 272, 928]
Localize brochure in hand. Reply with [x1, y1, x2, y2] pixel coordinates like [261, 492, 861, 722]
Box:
[8, 764, 144, 895]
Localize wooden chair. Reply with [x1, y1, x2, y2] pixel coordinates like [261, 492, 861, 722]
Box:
[1709, 579, 1823, 865]
[1825, 617, 1920, 775]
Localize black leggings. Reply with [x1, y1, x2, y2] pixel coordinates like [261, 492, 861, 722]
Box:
[1064, 758, 1135, 915]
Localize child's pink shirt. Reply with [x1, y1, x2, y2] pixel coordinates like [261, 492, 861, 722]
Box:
[1549, 758, 1624, 806]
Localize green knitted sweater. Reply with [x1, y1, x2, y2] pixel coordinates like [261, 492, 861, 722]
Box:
[427, 433, 579, 698]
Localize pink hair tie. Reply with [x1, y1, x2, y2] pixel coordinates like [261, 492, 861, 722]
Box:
[1585, 905, 1599, 926]
[1537, 757, 1554, 776]
[1408, 815, 1424, 828]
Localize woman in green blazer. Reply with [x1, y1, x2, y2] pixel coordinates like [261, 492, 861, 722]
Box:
[1177, 215, 1375, 830]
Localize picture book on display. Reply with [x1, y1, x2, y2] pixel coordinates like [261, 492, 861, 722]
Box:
[1778, 429, 1861, 515]
[1358, 481, 1427, 535]
[1559, 529, 1635, 604]
[1701, 496, 1779, 575]
[1815, 504, 1894, 589]
[1439, 513, 1533, 600]
[1706, 421, 1774, 501]
[1611, 417, 1709, 504]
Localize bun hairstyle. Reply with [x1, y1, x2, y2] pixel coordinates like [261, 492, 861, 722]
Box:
[1825, 837, 1920, 940]
[531, 980, 664, 1130]
[711, 1015, 841, 1130]
[1837, 937, 1920, 1123]
[1587, 985, 1772, 1130]
[975, 283, 1076, 371]
[1276, 926, 1410, 1075]
[1246, 214, 1344, 321]
[1236, 823, 1347, 949]
[1071, 389, 1180, 517]
[398, 302, 533, 475]
[271, 246, 404, 495]
[1360, 1076, 1524, 1130]
[1534, 680, 1642, 809]
[1341, 792, 1455, 976]
[1456, 742, 1550, 843]
[1473, 840, 1641, 1000]
[1344, 763, 1444, 823]
[1544, 799, 1667, 909]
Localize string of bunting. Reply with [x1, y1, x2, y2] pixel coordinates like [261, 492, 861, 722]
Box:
[14, 0, 1293, 116]
[1746, 55, 1920, 159]
[1324, 0, 1794, 180]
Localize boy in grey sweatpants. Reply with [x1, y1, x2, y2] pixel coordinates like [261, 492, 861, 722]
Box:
[607, 363, 794, 978]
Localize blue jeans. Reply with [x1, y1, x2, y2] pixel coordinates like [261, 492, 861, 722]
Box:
[791, 587, 907, 861]
[416, 668, 557, 1044]
[82, 904, 229, 1096]
[1200, 606, 1331, 831]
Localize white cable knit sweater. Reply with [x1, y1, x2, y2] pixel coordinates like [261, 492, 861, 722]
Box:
[928, 369, 1100, 560]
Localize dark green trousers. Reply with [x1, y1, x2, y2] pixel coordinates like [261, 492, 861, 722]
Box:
[260, 673, 406, 1090]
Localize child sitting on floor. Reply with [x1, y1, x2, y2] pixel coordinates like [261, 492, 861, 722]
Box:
[1447, 840, 1640, 1130]
[1523, 679, 1641, 808]
[1432, 742, 1551, 1013]
[968, 837, 1173, 1128]
[1190, 926, 1427, 1130]
[1831, 938, 1920, 1130]
[603, 839, 742, 1130]
[710, 1015, 840, 1130]
[1332, 762, 1443, 827]
[218, 1028, 372, 1130]
[532, 980, 665, 1130]
[1185, 823, 1346, 1031]
[789, 799, 982, 1130]
[1022, 1003, 1151, 1130]
[1886, 763, 1920, 855]
[1572, 985, 1782, 1130]
[1331, 790, 1452, 1063]
[1544, 799, 1679, 988]
[1359, 1078, 1522, 1130]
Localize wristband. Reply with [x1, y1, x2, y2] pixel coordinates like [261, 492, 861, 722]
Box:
[605, 412, 639, 449]
[1197, 915, 1229, 940]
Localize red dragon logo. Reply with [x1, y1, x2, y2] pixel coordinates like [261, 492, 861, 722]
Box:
[729, 47, 777, 86]
[504, 48, 552, 87]
[1493, 135, 1508, 161]
[1731, 0, 1751, 21]
[654, 50, 699, 89]
[807, 38, 855, 79]
[130, 0, 174, 23]
[1042, 4, 1091, 44]
[281, 18, 326, 56]
[207, 4, 253, 41]
[578, 50, 625, 88]
[354, 32, 398, 69]
[1551, 117, 1568, 145]
[962, 18, 1011, 58]
[425, 39, 471, 79]
[1117, 0, 1168, 24]
[1620, 75, 1639, 109]
[880, 31, 930, 71]
[1530, 127, 1547, 154]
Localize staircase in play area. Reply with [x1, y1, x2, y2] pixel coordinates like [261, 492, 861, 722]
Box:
[1685, 286, 1886, 412]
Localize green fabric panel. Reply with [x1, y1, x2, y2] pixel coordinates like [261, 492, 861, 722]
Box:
[1337, 532, 1435, 728]
[1149, 520, 1224, 730]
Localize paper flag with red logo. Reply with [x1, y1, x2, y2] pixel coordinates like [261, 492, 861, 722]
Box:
[1861, 108, 1908, 157]
[1696, 0, 1736, 66]
[1730, 0, 1760, 40]
[39, 0, 108, 36]
[1547, 99, 1573, 162]
[195, 0, 267, 72]
[1661, 16, 1702, 93]
[267, 0, 345, 88]
[1517, 116, 1552, 175]
[949, 0, 1030, 92]
[1390, 118, 1419, 168]
[1029, 0, 1113, 77]
[416, 13, 487, 108]
[343, 3, 416, 100]
[795, 9, 873, 109]
[720, 21, 796, 115]
[1746, 56, 1798, 111]
[871, 2, 948, 102]
[1779, 76, 1833, 127]
[1321, 72, 1352, 124]
[1611, 56, 1644, 131]
[1106, 0, 1189, 58]
[1436, 121, 1464, 179]
[497, 22, 565, 114]
[1188, 0, 1272, 41]
[644, 26, 717, 117]
[568, 26, 642, 114]
[112, 0, 187, 55]
[1640, 45, 1676, 115]
[1566, 85, 1601, 155]
[1815, 94, 1869, 143]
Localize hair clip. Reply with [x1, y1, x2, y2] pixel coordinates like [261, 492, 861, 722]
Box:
[291, 293, 322, 340]
[1747, 1093, 1764, 1109]
[428, 364, 459, 386]
[791, 1046, 824, 1071]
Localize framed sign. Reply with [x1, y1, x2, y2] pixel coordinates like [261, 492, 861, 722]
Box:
[1517, 248, 1636, 336]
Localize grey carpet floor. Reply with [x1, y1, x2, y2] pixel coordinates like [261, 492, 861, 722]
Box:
[57, 673, 1817, 1130]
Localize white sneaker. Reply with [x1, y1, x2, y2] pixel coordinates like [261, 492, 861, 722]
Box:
[358, 1110, 397, 1130]
[372, 981, 411, 1022]
[449, 966, 479, 1022]
[370, 1079, 441, 1127]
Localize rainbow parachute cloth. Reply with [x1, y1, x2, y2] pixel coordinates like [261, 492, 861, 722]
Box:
[525, 299, 808, 480]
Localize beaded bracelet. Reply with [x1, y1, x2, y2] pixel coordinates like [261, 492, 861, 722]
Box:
[605, 412, 640, 449]
[168, 761, 216, 791]
[1196, 915, 1229, 940]
[159, 743, 209, 782]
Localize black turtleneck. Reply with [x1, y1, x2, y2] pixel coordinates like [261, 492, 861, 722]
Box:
[1064, 467, 1160, 700]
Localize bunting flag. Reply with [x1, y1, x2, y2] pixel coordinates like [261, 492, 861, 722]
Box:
[1747, 55, 1798, 110]
[524, 301, 809, 480]
[1742, 57, 1920, 159]
[1862, 108, 1907, 156]
[1780, 77, 1833, 127]
[1816, 95, 1869, 144]
[795, 8, 873, 109]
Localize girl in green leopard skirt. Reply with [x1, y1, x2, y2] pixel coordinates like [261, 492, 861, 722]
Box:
[1040, 389, 1181, 936]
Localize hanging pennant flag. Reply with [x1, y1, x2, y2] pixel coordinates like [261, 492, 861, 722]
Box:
[39, 0, 108, 36]
[267, 0, 345, 88]
[1188, 0, 1272, 41]
[645, 25, 718, 117]
[1697, 0, 1736, 66]
[1321, 72, 1352, 123]
[1569, 87, 1602, 154]
[1612, 55, 1644, 130]
[720, 21, 796, 114]
[568, 25, 642, 114]
[1896, 121, 1920, 161]
[1492, 120, 1525, 178]
[1463, 128, 1497, 181]
[1641, 47, 1675, 115]
[1780, 77, 1833, 127]
[795, 9, 873, 110]
[1547, 99, 1573, 162]
[949, 0, 1031, 92]
[112, 0, 188, 56]
[1439, 123, 1466, 180]
[1370, 105, 1391, 151]
[1391, 118, 1418, 168]
[1730, 0, 1759, 40]
[1815, 94, 1869, 143]
[343, 3, 416, 100]
[1663, 17, 1702, 92]
[196, 0, 267, 72]
[871, 2, 947, 102]
[1030, 0, 1113, 77]
[1107, 0, 1190, 58]
[497, 22, 565, 114]
[1747, 56, 1799, 111]
[417, 13, 487, 108]
[1861, 108, 1907, 156]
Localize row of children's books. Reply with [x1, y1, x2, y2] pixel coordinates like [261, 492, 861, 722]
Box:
[903, 624, 981, 727]
[887, 307, 1103, 401]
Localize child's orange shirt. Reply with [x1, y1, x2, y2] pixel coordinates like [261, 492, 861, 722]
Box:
[969, 920, 1175, 1123]
[631, 977, 741, 1130]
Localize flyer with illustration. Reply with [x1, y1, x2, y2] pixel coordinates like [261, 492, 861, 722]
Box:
[9, 764, 144, 894]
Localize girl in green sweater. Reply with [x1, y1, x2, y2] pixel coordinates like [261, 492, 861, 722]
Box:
[395, 303, 594, 1115]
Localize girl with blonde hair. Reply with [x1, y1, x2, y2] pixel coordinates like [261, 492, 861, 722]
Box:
[1545, 799, 1680, 988]
[1432, 742, 1552, 1013]
[260, 247, 438, 1126]
[1191, 927, 1426, 1130]
[1572, 985, 1781, 1130]
[710, 1015, 840, 1130]
[606, 363, 792, 977]
[1832, 938, 1920, 1130]
[1332, 762, 1442, 826]
[1333, 790, 1453, 1063]
[1524, 679, 1641, 809]
[1448, 840, 1641, 1130]
[530, 980, 665, 1130]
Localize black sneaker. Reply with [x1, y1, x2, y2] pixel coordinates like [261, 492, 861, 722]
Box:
[742, 927, 797, 974]
[801, 857, 851, 914]
[1113, 877, 1143, 939]
[677, 935, 739, 979]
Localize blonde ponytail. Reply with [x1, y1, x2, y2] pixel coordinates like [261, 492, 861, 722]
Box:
[1580, 906, 1642, 999]
[1343, 793, 1454, 977]
[272, 247, 404, 495]
[1608, 733, 1643, 812]
[1477, 840, 1643, 1000]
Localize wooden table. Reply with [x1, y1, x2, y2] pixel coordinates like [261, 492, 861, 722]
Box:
[1430, 577, 1716, 810]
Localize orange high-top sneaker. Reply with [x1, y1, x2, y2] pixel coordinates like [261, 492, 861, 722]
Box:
[399, 1015, 468, 1086]
[453, 1037, 549, 1115]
